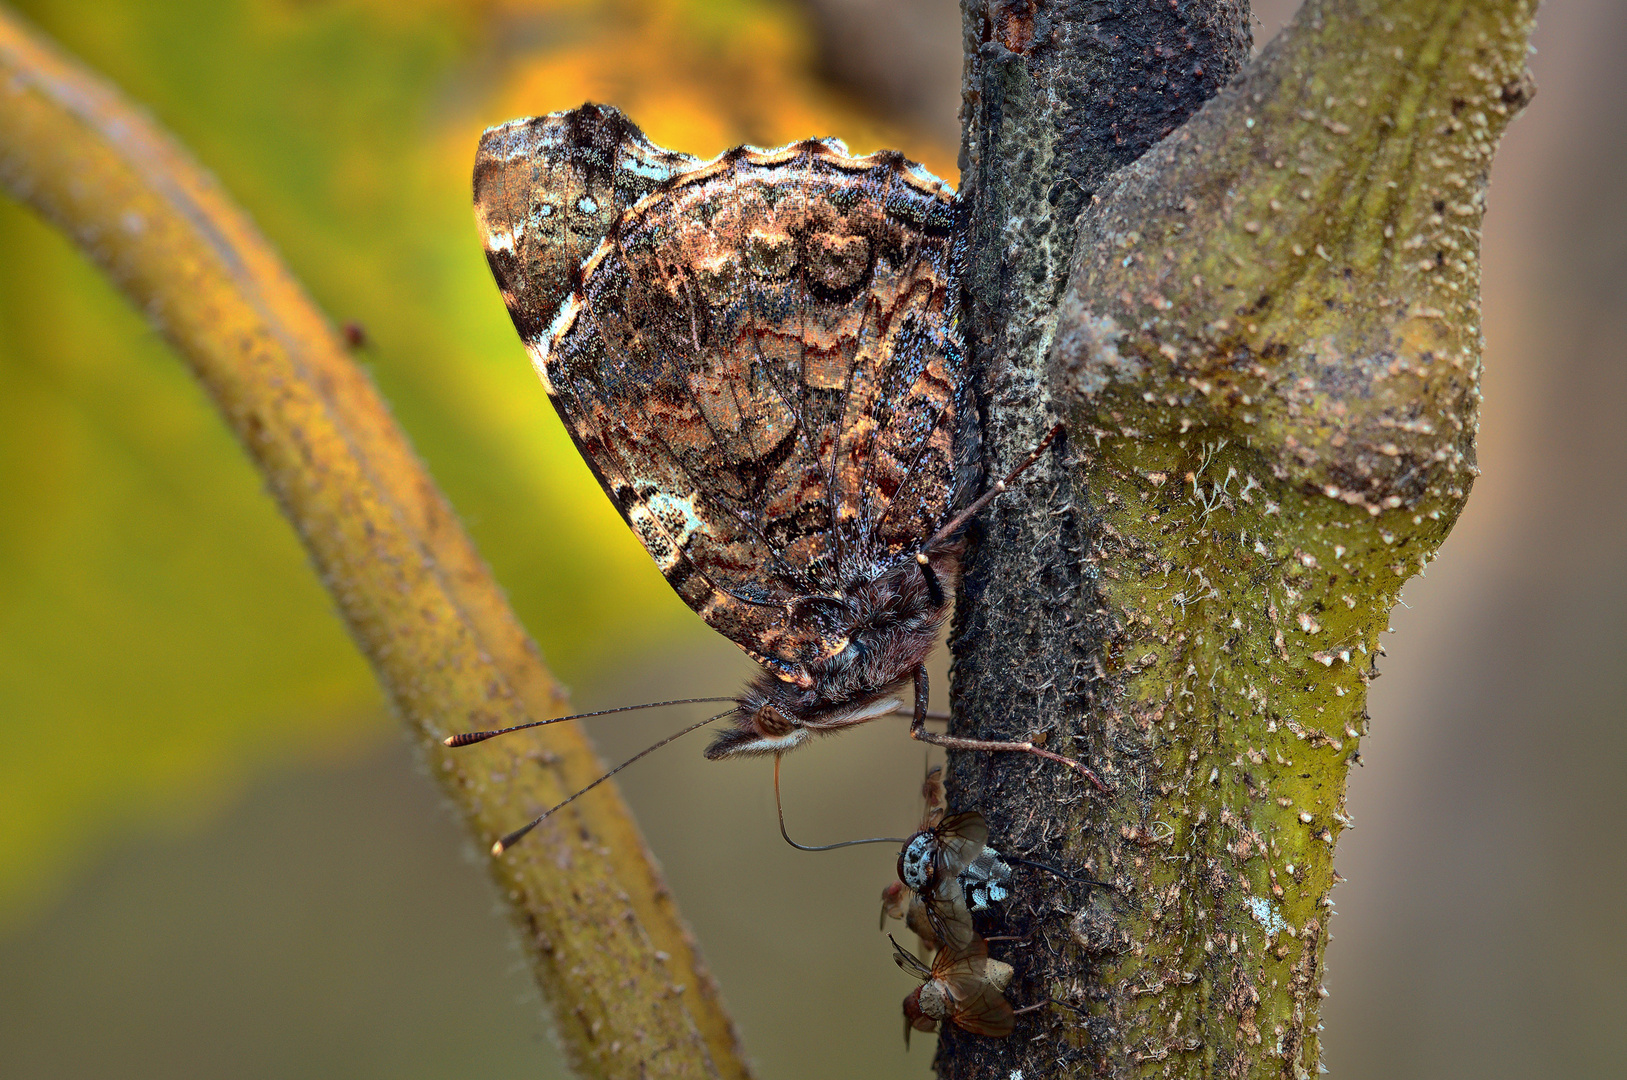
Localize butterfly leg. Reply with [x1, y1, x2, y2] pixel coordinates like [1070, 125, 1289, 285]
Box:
[919, 424, 1064, 552]
[913, 425, 1063, 609]
[907, 665, 1110, 792]
[914, 553, 946, 608]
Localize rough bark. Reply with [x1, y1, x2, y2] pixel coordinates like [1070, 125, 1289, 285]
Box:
[947, 1, 1535, 1077]
[0, 9, 749, 1079]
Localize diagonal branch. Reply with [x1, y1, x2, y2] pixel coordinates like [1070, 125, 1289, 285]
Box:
[0, 8, 749, 1079]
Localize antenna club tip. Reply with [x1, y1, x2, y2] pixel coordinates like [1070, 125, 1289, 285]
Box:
[441, 735, 456, 747]
[490, 839, 507, 856]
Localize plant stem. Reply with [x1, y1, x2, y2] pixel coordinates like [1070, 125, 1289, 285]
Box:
[947, 0, 1535, 1076]
[0, 8, 750, 1078]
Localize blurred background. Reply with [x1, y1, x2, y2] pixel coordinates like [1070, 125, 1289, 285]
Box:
[0, 1, 1620, 1077]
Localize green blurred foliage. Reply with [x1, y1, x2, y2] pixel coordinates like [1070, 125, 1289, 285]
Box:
[0, 0, 942, 932]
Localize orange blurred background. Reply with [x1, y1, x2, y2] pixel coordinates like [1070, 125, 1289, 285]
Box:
[0, 1, 1621, 1077]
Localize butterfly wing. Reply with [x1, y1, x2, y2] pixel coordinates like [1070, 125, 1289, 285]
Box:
[537, 142, 970, 673]
[474, 105, 698, 348]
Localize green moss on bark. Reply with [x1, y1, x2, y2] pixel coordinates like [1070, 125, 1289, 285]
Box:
[949, 1, 1536, 1077]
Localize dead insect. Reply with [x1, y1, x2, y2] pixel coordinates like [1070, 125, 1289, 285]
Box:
[880, 878, 943, 956]
[880, 767, 1013, 951]
[919, 765, 946, 816]
[891, 933, 1015, 1043]
[896, 769, 988, 894]
[959, 845, 1015, 912]
[895, 807, 995, 952]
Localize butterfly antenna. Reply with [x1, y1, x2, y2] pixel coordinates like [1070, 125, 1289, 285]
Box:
[444, 697, 735, 747]
[774, 754, 907, 852]
[490, 708, 733, 855]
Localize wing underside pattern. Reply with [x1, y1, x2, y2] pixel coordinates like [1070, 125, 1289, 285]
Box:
[536, 143, 972, 671]
[473, 106, 698, 344]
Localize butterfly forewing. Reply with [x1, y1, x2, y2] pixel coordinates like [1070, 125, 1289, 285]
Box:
[474, 105, 698, 345]
[542, 142, 972, 673]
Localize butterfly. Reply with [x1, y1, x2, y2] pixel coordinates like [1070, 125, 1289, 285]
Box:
[469, 104, 1101, 847]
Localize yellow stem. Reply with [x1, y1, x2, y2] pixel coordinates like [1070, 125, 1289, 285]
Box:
[0, 7, 749, 1078]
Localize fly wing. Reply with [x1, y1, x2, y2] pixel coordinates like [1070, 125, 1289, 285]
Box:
[930, 928, 988, 972]
[948, 980, 1015, 1038]
[934, 811, 990, 878]
[921, 886, 977, 955]
[904, 892, 941, 953]
[532, 140, 968, 675]
[936, 937, 1015, 1038]
[890, 934, 933, 980]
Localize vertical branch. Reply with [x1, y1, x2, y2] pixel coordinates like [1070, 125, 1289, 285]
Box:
[950, 0, 1535, 1078]
[0, 10, 749, 1079]
[947, 0, 1250, 1074]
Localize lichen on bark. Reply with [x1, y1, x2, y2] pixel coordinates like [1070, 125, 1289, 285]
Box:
[946, 1, 1536, 1077]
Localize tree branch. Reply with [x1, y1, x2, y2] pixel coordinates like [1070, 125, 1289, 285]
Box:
[950, 0, 1534, 1077]
[0, 9, 749, 1078]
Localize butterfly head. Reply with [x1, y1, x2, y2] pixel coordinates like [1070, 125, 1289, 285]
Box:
[701, 674, 906, 760]
[701, 698, 812, 759]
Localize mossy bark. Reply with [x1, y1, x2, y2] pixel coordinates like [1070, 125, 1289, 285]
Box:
[946, 1, 1536, 1077]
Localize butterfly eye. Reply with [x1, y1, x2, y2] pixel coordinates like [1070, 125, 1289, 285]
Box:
[753, 704, 795, 738]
